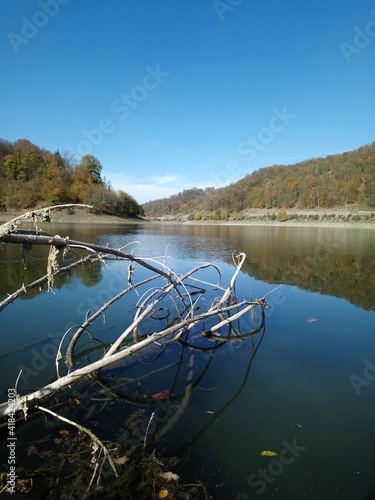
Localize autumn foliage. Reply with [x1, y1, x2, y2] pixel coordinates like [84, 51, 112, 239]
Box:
[142, 141, 375, 217]
[0, 138, 143, 217]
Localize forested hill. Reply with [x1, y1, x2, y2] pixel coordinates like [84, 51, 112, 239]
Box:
[0, 138, 143, 217]
[142, 142, 375, 218]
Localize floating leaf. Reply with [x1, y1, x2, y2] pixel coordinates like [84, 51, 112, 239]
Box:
[261, 450, 279, 457]
[151, 391, 168, 400]
[159, 489, 169, 498]
[16, 478, 33, 493]
[306, 317, 317, 323]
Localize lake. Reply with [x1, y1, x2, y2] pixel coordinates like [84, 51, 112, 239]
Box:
[1, 222, 375, 499]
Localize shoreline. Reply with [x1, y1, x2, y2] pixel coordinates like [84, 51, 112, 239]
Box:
[0, 208, 374, 229]
[148, 207, 375, 229]
[0, 209, 149, 226]
[150, 218, 375, 229]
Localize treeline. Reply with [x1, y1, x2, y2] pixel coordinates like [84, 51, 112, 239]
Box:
[145, 186, 215, 214]
[142, 142, 375, 217]
[0, 138, 143, 217]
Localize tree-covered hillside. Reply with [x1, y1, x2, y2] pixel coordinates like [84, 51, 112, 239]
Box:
[0, 138, 143, 217]
[142, 142, 375, 217]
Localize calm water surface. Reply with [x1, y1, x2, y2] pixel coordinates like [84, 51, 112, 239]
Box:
[0, 222, 374, 499]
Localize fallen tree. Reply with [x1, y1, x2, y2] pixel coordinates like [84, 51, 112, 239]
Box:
[0, 205, 269, 497]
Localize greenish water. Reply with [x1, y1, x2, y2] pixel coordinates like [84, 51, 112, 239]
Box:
[0, 223, 374, 499]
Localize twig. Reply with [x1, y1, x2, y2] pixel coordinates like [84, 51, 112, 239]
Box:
[35, 405, 118, 478]
[210, 252, 246, 309]
[143, 411, 155, 448]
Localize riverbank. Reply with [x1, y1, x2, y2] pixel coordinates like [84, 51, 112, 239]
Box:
[1, 208, 374, 228]
[148, 208, 375, 228]
[0, 208, 149, 225]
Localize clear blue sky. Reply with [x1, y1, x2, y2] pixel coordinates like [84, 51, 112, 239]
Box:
[1, 1, 374, 203]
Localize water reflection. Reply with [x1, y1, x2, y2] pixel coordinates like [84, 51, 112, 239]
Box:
[0, 240, 103, 302]
[1, 222, 374, 499]
[126, 224, 375, 311]
[2, 223, 374, 310]
[228, 225, 375, 310]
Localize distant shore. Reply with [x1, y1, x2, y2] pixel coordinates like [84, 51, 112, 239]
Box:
[0, 208, 374, 228]
[181, 219, 375, 229]
[149, 208, 375, 229]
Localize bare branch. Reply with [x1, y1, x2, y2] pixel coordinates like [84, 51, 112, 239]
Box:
[0, 204, 93, 237]
[0, 232, 173, 280]
[0, 254, 99, 313]
[35, 405, 118, 478]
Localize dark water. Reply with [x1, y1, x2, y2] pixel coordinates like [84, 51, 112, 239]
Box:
[0, 222, 375, 499]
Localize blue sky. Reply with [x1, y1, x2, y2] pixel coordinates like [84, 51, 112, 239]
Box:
[1, 1, 374, 203]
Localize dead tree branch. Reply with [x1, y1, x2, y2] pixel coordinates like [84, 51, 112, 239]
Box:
[35, 405, 118, 478]
[0, 204, 93, 237]
[0, 207, 267, 428]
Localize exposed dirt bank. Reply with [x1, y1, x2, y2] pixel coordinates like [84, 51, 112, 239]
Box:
[1, 208, 374, 228]
[0, 208, 149, 225]
[149, 209, 375, 229]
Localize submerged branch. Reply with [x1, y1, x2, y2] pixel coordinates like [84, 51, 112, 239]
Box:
[0, 295, 262, 419]
[0, 207, 268, 431]
[35, 405, 118, 478]
[64, 274, 160, 370]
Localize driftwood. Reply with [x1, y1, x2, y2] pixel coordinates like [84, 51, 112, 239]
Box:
[0, 205, 267, 421]
[0, 205, 273, 498]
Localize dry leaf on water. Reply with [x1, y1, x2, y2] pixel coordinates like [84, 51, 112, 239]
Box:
[306, 317, 317, 323]
[261, 450, 279, 457]
[16, 478, 33, 493]
[151, 390, 168, 400]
